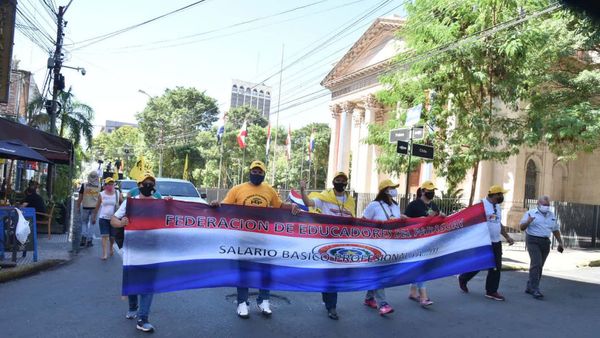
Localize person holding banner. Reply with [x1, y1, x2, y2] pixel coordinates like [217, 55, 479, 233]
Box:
[458, 185, 515, 301]
[210, 160, 300, 319]
[361, 179, 407, 316]
[111, 172, 162, 332]
[519, 195, 564, 299]
[299, 171, 355, 320]
[404, 181, 443, 307]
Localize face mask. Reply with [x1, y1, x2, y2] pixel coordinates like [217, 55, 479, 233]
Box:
[249, 173, 265, 185]
[496, 195, 504, 204]
[387, 189, 398, 198]
[139, 183, 155, 197]
[424, 191, 435, 200]
[104, 185, 114, 192]
[538, 205, 549, 213]
[333, 182, 347, 193]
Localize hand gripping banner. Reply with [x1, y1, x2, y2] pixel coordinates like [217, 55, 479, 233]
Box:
[122, 200, 495, 295]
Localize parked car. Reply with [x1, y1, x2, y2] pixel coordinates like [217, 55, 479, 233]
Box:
[155, 178, 207, 204]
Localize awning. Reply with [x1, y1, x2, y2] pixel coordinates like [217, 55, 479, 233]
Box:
[0, 117, 73, 165]
[0, 139, 51, 162]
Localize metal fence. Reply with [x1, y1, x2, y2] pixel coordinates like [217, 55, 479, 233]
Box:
[203, 188, 600, 249]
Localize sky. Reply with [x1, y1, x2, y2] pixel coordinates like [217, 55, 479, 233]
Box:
[12, 0, 407, 134]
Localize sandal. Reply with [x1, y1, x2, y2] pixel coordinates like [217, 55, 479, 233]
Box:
[420, 298, 434, 307]
[408, 295, 420, 302]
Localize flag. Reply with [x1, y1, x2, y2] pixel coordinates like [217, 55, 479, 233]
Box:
[288, 189, 309, 211]
[237, 120, 248, 149]
[308, 129, 315, 161]
[183, 154, 189, 180]
[405, 104, 423, 127]
[129, 156, 146, 181]
[285, 124, 291, 160]
[216, 115, 225, 144]
[265, 123, 271, 162]
[113, 169, 119, 182]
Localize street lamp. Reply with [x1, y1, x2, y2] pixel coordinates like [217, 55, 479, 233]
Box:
[138, 89, 163, 177]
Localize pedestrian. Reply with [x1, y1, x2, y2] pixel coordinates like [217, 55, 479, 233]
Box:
[299, 171, 355, 320]
[210, 160, 299, 319]
[458, 184, 515, 301]
[110, 172, 162, 332]
[519, 195, 564, 299]
[404, 180, 443, 307]
[20, 185, 46, 214]
[92, 177, 122, 260]
[76, 171, 100, 248]
[361, 179, 407, 316]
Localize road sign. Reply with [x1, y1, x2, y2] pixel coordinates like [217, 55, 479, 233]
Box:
[396, 140, 408, 155]
[389, 128, 410, 143]
[412, 143, 434, 160]
[412, 126, 425, 140]
[405, 104, 422, 127]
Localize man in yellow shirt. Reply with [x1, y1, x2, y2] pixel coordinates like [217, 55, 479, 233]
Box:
[211, 160, 299, 319]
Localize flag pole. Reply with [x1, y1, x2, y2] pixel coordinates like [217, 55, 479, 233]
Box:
[271, 44, 284, 185]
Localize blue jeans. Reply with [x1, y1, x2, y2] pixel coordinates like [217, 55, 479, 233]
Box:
[237, 287, 269, 304]
[322, 292, 337, 310]
[128, 294, 154, 321]
[411, 282, 426, 289]
[80, 208, 95, 240]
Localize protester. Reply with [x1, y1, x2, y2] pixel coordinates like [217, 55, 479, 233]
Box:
[404, 180, 443, 307]
[20, 185, 46, 214]
[211, 160, 299, 319]
[361, 179, 407, 315]
[299, 171, 355, 320]
[519, 195, 564, 299]
[92, 177, 122, 260]
[111, 172, 161, 332]
[76, 171, 100, 248]
[458, 184, 515, 301]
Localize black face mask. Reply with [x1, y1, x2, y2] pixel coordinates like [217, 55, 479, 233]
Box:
[139, 183, 155, 197]
[249, 173, 265, 186]
[424, 191, 435, 200]
[333, 182, 347, 193]
[496, 195, 504, 204]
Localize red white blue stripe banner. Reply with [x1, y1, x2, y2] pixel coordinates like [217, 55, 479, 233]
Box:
[122, 200, 494, 295]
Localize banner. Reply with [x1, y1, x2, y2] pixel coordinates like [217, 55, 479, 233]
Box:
[122, 200, 494, 295]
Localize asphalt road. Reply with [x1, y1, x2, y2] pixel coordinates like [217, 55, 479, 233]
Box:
[1, 245, 599, 338]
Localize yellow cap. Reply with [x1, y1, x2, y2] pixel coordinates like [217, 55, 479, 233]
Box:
[137, 171, 156, 184]
[333, 171, 348, 180]
[104, 177, 115, 184]
[420, 180, 436, 190]
[249, 160, 266, 172]
[378, 179, 399, 192]
[488, 185, 508, 194]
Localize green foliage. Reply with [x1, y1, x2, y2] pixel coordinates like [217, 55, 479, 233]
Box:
[92, 126, 148, 175]
[57, 88, 94, 149]
[434, 188, 467, 215]
[227, 105, 268, 129]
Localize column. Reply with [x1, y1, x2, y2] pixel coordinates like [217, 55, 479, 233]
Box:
[365, 94, 385, 193]
[327, 104, 342, 184]
[351, 105, 366, 192]
[337, 101, 355, 175]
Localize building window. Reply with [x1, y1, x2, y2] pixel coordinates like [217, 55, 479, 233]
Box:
[524, 159, 538, 200]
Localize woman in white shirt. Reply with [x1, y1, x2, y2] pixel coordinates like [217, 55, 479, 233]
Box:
[92, 177, 122, 260]
[361, 179, 407, 316]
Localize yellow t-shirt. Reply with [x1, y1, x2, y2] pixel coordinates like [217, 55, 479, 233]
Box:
[222, 182, 283, 208]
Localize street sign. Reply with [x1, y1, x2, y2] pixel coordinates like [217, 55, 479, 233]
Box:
[396, 140, 408, 155]
[389, 128, 411, 143]
[412, 126, 425, 140]
[412, 143, 434, 160]
[405, 104, 422, 127]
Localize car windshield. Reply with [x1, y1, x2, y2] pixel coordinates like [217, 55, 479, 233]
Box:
[119, 181, 137, 190]
[156, 181, 200, 197]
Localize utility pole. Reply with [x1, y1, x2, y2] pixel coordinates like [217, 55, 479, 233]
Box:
[158, 129, 164, 177]
[49, 5, 65, 134]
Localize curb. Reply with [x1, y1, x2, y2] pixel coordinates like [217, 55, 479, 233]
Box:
[0, 259, 68, 283]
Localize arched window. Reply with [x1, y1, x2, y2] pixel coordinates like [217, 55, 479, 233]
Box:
[524, 159, 538, 200]
[239, 86, 245, 94]
[231, 85, 238, 93]
[259, 90, 264, 98]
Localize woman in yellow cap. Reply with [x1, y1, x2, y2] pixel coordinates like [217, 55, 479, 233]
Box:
[92, 177, 123, 260]
[361, 179, 407, 315]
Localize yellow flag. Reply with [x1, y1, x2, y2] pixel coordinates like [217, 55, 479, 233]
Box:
[183, 154, 189, 180]
[129, 156, 145, 182]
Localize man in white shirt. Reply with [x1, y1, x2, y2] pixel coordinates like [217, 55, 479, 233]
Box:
[519, 195, 564, 299]
[458, 185, 514, 301]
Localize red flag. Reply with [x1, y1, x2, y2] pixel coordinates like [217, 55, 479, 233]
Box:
[285, 124, 292, 160]
[237, 120, 248, 149]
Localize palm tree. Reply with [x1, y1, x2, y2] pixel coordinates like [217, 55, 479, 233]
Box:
[57, 88, 94, 149]
[26, 94, 50, 129]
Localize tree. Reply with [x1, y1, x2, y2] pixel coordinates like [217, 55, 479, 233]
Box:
[92, 126, 148, 175]
[372, 0, 600, 204]
[227, 105, 268, 129]
[56, 88, 94, 149]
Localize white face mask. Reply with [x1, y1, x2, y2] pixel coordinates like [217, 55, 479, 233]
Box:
[387, 189, 398, 198]
[538, 205, 550, 213]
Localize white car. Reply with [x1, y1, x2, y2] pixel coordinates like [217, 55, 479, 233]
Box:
[155, 178, 207, 204]
[117, 179, 137, 199]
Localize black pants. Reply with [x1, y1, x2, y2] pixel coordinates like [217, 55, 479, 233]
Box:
[459, 241, 502, 293]
[322, 292, 337, 310]
[526, 234, 551, 292]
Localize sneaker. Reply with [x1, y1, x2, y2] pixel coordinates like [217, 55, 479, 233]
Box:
[532, 291, 544, 299]
[258, 300, 272, 316]
[136, 319, 154, 332]
[237, 302, 249, 318]
[327, 308, 339, 320]
[379, 303, 394, 315]
[125, 310, 137, 319]
[485, 292, 506, 301]
[364, 298, 377, 309]
[458, 278, 469, 293]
